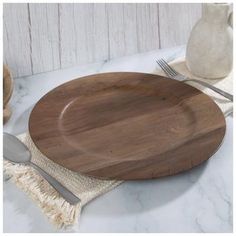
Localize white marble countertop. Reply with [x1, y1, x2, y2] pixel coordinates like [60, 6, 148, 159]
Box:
[3, 45, 233, 233]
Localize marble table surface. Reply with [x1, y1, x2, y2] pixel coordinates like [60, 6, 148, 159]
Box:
[3, 45, 233, 233]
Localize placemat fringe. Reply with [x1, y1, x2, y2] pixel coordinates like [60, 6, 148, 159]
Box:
[4, 161, 81, 228]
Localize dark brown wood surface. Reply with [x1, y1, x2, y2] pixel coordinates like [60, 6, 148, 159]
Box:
[29, 72, 226, 180]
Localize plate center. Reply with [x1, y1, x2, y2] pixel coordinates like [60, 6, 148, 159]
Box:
[58, 89, 196, 160]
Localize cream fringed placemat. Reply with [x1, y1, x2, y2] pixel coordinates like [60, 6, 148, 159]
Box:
[4, 133, 123, 228]
[3, 57, 233, 228]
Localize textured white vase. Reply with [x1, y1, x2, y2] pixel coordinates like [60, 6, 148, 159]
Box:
[186, 3, 233, 79]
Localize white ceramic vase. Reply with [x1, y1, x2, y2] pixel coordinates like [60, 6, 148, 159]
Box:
[186, 3, 233, 79]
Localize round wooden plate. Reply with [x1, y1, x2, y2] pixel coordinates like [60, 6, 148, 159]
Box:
[29, 72, 226, 180]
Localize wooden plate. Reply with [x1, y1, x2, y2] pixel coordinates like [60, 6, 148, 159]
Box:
[29, 72, 226, 180]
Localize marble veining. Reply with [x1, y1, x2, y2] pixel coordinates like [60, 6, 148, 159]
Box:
[3, 45, 232, 233]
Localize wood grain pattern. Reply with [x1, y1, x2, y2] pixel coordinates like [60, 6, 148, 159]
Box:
[29, 3, 60, 73]
[136, 3, 160, 52]
[3, 3, 202, 78]
[59, 4, 77, 68]
[159, 3, 202, 48]
[29, 72, 226, 180]
[123, 4, 138, 55]
[93, 4, 109, 61]
[107, 4, 125, 59]
[60, 3, 108, 67]
[3, 3, 32, 77]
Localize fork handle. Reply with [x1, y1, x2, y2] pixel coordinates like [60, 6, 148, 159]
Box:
[183, 79, 233, 102]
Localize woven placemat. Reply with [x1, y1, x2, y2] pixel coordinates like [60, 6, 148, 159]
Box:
[4, 58, 233, 228]
[4, 133, 122, 228]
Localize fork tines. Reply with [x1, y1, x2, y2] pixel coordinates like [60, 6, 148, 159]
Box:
[156, 59, 178, 77]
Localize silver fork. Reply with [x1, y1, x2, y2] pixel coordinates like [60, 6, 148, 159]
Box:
[156, 59, 233, 102]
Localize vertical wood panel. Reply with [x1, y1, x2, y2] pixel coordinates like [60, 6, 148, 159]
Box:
[159, 3, 202, 48]
[94, 3, 160, 59]
[136, 3, 159, 52]
[60, 3, 109, 68]
[29, 3, 60, 74]
[73, 3, 94, 64]
[3, 3, 32, 77]
[93, 4, 109, 61]
[107, 4, 125, 59]
[123, 4, 138, 55]
[59, 4, 76, 68]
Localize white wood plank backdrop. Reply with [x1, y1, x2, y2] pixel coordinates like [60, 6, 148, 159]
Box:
[3, 3, 202, 78]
